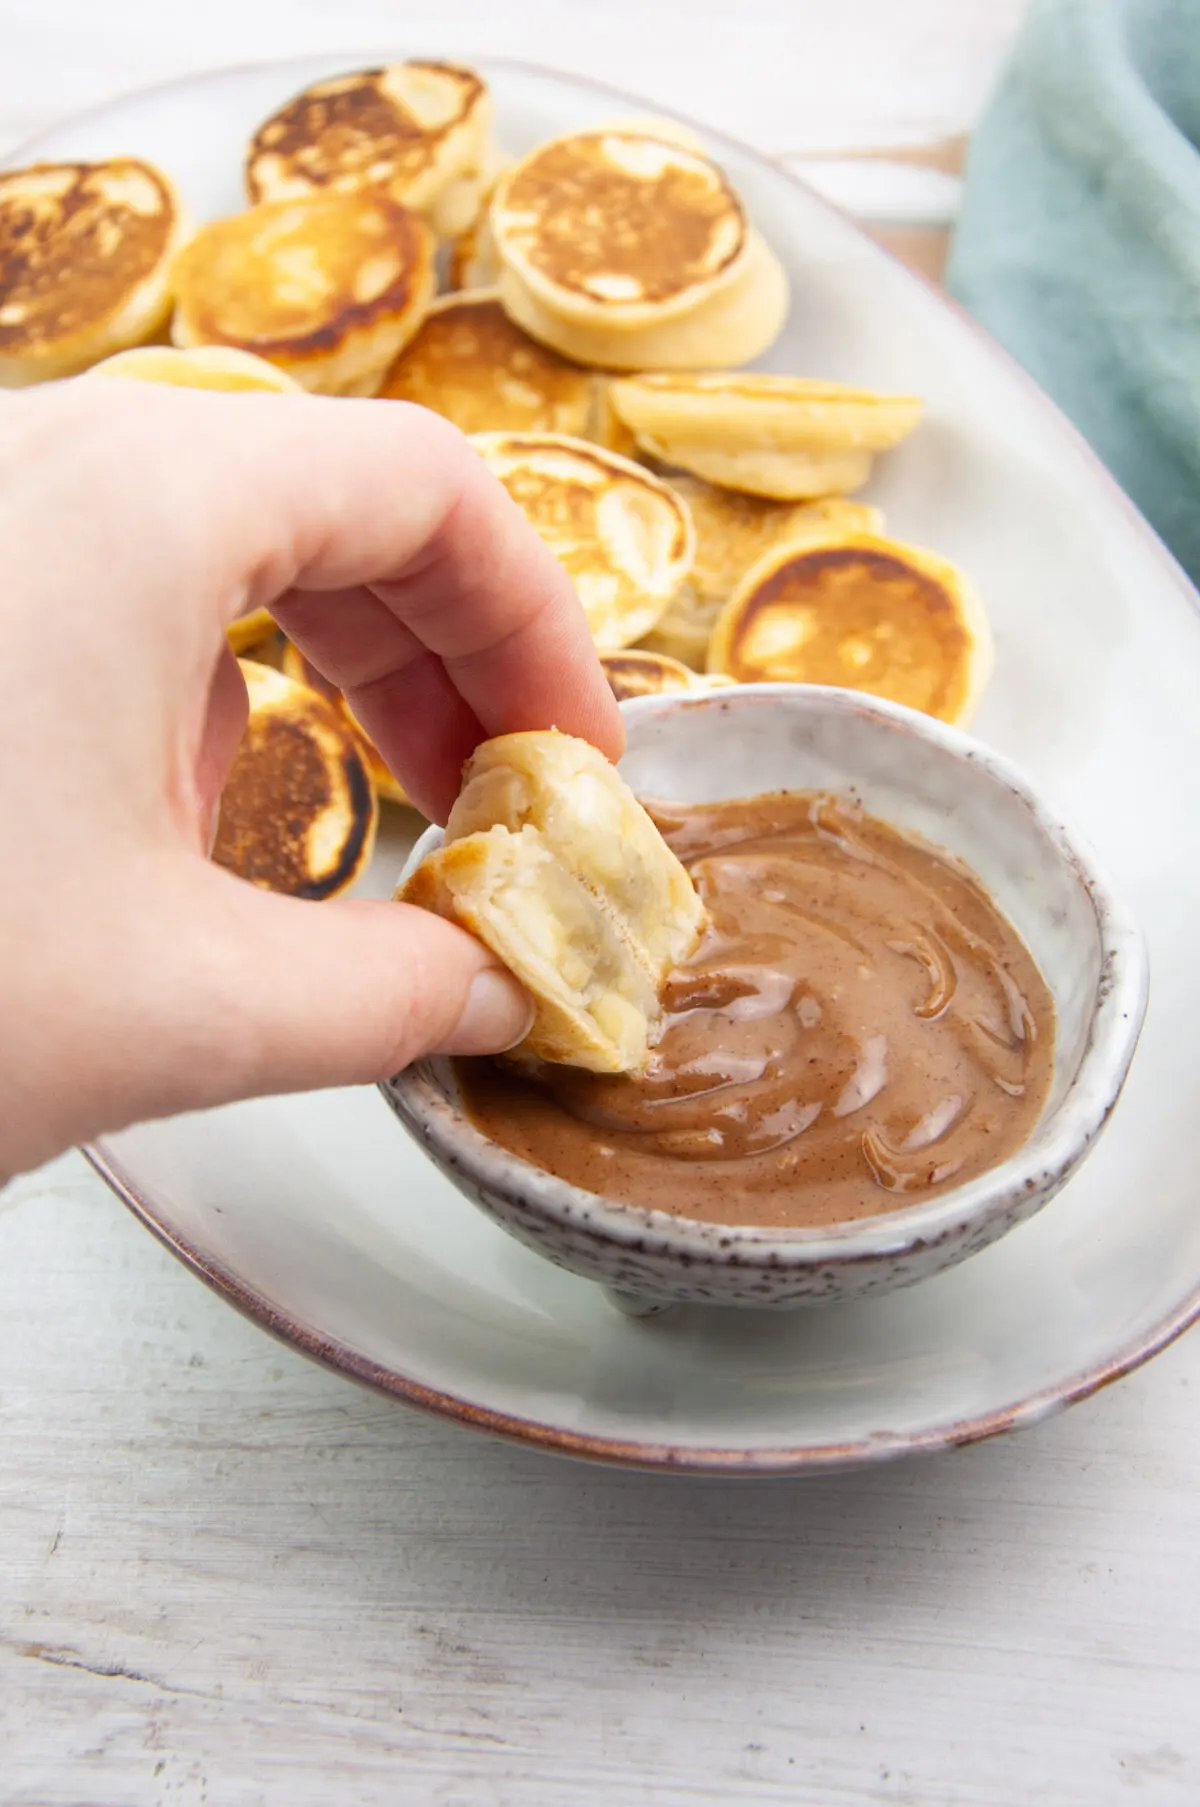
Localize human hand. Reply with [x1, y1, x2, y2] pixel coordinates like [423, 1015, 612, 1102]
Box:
[0, 380, 623, 1181]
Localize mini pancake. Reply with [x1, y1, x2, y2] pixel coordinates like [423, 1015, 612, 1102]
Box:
[429, 141, 508, 243]
[236, 626, 287, 668]
[279, 640, 412, 808]
[403, 825, 659, 1073]
[640, 485, 884, 667]
[226, 611, 279, 656]
[403, 728, 709, 1074]
[440, 730, 707, 1034]
[245, 62, 490, 222]
[609, 373, 923, 455]
[588, 383, 639, 458]
[443, 145, 509, 288]
[635, 438, 874, 500]
[86, 343, 303, 393]
[598, 648, 733, 700]
[429, 169, 488, 242]
[707, 531, 993, 727]
[378, 289, 598, 438]
[171, 190, 436, 395]
[211, 661, 378, 898]
[446, 207, 500, 291]
[497, 227, 788, 371]
[0, 158, 186, 386]
[491, 130, 751, 330]
[599, 648, 697, 701]
[471, 431, 695, 649]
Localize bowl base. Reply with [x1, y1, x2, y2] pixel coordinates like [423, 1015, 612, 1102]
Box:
[605, 1286, 677, 1319]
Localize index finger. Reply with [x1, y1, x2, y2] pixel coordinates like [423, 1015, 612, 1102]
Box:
[264, 404, 626, 817]
[65, 383, 623, 818]
[245, 397, 623, 815]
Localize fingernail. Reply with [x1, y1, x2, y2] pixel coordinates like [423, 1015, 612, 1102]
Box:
[445, 968, 535, 1056]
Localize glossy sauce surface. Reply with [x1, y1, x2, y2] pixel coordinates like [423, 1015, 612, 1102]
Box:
[459, 793, 1055, 1227]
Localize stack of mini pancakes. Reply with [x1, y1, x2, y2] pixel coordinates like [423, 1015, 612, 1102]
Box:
[0, 58, 993, 899]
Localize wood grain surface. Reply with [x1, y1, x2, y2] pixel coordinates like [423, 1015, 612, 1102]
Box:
[3, 5, 1198, 1804]
[3, 1157, 1198, 1806]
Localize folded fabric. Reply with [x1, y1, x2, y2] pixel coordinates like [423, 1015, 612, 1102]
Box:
[949, 0, 1200, 585]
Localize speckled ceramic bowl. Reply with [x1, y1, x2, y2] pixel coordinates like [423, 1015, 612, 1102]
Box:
[381, 686, 1148, 1312]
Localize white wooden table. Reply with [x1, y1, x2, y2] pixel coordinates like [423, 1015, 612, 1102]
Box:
[3, 6, 1198, 1803]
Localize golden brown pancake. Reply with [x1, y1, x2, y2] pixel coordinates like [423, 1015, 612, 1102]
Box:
[171, 191, 436, 395]
[610, 374, 920, 500]
[278, 640, 412, 807]
[471, 432, 695, 649]
[245, 62, 490, 221]
[588, 382, 640, 457]
[378, 289, 597, 438]
[444, 731, 708, 992]
[640, 482, 884, 667]
[446, 206, 500, 291]
[631, 439, 875, 500]
[491, 130, 749, 329]
[403, 731, 707, 1072]
[599, 649, 697, 702]
[442, 144, 508, 288]
[212, 662, 378, 897]
[497, 226, 788, 371]
[236, 626, 287, 668]
[226, 610, 278, 656]
[85, 343, 303, 393]
[608, 373, 923, 455]
[0, 158, 186, 385]
[707, 531, 993, 726]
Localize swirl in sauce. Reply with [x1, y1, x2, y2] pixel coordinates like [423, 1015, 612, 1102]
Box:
[458, 793, 1055, 1228]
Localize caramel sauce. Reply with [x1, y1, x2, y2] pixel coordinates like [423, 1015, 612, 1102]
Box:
[458, 792, 1055, 1228]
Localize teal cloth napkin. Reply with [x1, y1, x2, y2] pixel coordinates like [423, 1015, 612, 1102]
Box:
[948, 0, 1200, 583]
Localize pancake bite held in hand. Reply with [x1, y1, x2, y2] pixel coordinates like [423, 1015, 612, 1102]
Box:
[400, 731, 707, 1074]
[171, 190, 436, 394]
[471, 431, 695, 649]
[490, 130, 788, 369]
[0, 158, 186, 386]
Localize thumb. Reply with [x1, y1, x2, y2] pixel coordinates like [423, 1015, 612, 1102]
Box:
[137, 863, 534, 1118]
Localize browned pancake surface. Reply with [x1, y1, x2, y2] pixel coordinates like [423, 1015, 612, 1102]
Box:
[724, 546, 972, 719]
[246, 63, 485, 200]
[0, 160, 173, 353]
[213, 670, 376, 897]
[174, 192, 433, 356]
[500, 134, 744, 306]
[599, 650, 694, 701]
[379, 294, 592, 435]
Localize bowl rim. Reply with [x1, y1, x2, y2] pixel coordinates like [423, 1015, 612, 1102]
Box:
[384, 682, 1150, 1268]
